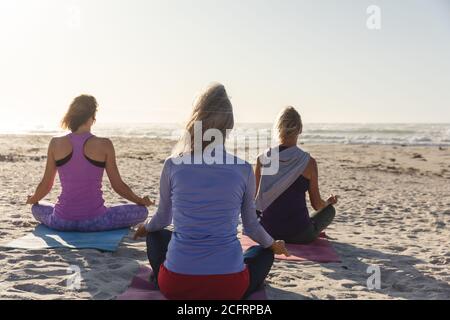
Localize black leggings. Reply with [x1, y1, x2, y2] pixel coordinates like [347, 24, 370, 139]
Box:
[146, 229, 274, 299]
[285, 205, 336, 244]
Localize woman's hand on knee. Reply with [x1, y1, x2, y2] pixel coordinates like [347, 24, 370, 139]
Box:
[138, 196, 155, 207]
[326, 194, 338, 206]
[133, 223, 149, 240]
[26, 195, 38, 205]
[270, 240, 290, 257]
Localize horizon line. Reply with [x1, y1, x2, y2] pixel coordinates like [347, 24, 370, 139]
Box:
[94, 121, 450, 125]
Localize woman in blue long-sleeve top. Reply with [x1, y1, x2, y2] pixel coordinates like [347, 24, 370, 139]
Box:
[134, 83, 289, 300]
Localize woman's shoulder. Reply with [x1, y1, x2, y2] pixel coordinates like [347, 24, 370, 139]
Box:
[259, 145, 310, 157]
[51, 133, 70, 140]
[88, 136, 113, 148]
[256, 145, 284, 159]
[49, 135, 69, 147]
[166, 153, 188, 165]
[89, 135, 110, 142]
[256, 146, 282, 163]
[303, 156, 317, 176]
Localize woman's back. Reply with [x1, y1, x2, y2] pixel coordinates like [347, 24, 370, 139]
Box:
[256, 106, 338, 245]
[259, 146, 313, 239]
[162, 152, 253, 275]
[29, 94, 150, 232]
[141, 84, 282, 300]
[260, 175, 311, 238]
[54, 132, 107, 221]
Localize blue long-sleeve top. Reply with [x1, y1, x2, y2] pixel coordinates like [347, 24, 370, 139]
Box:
[145, 150, 274, 275]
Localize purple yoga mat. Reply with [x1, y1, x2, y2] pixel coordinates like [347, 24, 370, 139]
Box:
[117, 266, 268, 300]
[240, 233, 340, 263]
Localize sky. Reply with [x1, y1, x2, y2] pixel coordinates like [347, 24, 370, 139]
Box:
[0, 0, 449, 129]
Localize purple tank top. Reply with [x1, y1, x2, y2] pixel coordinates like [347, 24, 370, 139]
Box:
[260, 146, 313, 239]
[54, 132, 107, 221]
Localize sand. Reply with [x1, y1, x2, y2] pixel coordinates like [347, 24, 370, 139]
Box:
[0, 135, 449, 300]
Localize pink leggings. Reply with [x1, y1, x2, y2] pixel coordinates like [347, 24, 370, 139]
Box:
[32, 203, 148, 232]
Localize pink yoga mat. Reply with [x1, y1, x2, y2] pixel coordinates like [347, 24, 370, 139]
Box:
[117, 266, 268, 300]
[240, 233, 340, 263]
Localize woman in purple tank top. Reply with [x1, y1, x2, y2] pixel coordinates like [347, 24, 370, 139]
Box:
[26, 95, 151, 232]
[255, 107, 339, 244]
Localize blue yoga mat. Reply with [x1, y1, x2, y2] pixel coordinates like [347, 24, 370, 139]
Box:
[2, 224, 129, 252]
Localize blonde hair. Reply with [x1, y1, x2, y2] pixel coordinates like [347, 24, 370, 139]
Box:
[173, 83, 234, 155]
[61, 95, 98, 132]
[274, 106, 302, 142]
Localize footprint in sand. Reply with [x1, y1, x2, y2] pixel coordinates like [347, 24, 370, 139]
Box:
[13, 283, 59, 295]
[390, 282, 410, 292]
[24, 267, 68, 278]
[431, 221, 446, 229]
[92, 292, 113, 300]
[11, 220, 33, 228]
[385, 245, 407, 252]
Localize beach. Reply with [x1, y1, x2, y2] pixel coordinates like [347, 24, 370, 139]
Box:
[0, 134, 449, 300]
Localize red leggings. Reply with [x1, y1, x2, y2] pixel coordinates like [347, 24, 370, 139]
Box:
[147, 229, 275, 300]
[159, 264, 250, 300]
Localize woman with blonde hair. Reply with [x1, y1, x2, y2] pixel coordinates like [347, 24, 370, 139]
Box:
[26, 95, 152, 231]
[134, 83, 289, 300]
[255, 106, 338, 244]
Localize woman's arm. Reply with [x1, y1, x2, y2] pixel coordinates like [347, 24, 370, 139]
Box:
[242, 165, 289, 256]
[134, 159, 173, 239]
[104, 139, 152, 206]
[305, 157, 338, 211]
[241, 166, 273, 248]
[26, 139, 57, 204]
[145, 159, 173, 231]
[254, 158, 262, 197]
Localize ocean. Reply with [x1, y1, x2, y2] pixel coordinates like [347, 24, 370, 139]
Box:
[1, 123, 449, 147]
